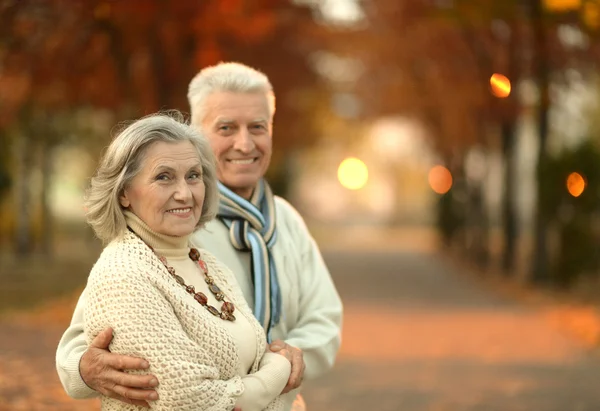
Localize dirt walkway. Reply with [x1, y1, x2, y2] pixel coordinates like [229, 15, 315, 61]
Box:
[302, 249, 600, 411]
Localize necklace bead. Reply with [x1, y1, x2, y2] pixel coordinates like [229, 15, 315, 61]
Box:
[153, 246, 235, 321]
[194, 292, 208, 305]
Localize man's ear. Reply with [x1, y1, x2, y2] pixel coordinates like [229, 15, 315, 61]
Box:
[119, 190, 130, 208]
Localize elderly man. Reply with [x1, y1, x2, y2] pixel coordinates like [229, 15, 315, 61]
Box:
[56, 62, 343, 410]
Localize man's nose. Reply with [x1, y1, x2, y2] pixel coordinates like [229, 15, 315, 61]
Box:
[233, 129, 255, 153]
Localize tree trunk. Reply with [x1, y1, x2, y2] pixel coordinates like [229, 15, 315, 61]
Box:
[470, 182, 490, 268]
[501, 120, 518, 272]
[530, 0, 550, 284]
[14, 130, 33, 257]
[499, 13, 524, 275]
[39, 140, 54, 258]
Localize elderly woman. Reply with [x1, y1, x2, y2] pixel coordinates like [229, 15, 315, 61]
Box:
[82, 112, 292, 411]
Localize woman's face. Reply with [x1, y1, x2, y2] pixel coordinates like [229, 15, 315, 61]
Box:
[120, 140, 205, 237]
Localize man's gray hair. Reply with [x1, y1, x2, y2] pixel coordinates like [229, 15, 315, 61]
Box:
[187, 62, 276, 126]
[85, 111, 219, 244]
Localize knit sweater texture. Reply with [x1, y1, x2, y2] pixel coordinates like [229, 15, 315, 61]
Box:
[57, 197, 343, 410]
[83, 212, 290, 411]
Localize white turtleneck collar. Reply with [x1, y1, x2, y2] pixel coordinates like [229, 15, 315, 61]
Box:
[124, 210, 191, 260]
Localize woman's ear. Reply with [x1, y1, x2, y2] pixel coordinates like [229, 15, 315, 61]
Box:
[119, 190, 130, 208]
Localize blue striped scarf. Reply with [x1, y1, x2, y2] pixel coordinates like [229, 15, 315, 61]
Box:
[217, 179, 281, 341]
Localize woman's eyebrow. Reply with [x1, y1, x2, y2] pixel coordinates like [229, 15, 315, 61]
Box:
[151, 165, 176, 174]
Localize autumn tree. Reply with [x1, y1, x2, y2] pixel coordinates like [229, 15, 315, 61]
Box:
[0, 0, 326, 257]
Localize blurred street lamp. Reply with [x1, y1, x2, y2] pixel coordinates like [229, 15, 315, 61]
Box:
[566, 172, 586, 197]
[428, 165, 453, 195]
[544, 0, 581, 12]
[490, 73, 511, 98]
[338, 157, 368, 190]
[583, 1, 600, 30]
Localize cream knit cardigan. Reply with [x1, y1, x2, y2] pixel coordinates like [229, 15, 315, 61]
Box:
[84, 230, 284, 411]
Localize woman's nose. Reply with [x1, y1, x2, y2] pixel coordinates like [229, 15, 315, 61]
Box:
[173, 179, 192, 201]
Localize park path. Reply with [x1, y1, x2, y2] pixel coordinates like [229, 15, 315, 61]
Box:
[302, 243, 600, 411]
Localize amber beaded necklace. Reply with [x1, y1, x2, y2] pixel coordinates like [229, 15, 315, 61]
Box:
[155, 247, 236, 322]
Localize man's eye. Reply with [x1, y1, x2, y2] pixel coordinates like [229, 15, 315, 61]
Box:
[219, 125, 231, 131]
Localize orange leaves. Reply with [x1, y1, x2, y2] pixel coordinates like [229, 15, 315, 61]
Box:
[191, 0, 277, 46]
[0, 0, 310, 126]
[241, 11, 277, 43]
[218, 0, 246, 15]
[194, 40, 222, 70]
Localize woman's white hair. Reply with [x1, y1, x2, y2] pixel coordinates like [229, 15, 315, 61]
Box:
[85, 111, 219, 244]
[187, 62, 276, 126]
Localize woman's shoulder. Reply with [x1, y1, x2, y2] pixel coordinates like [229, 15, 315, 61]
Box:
[90, 231, 160, 281]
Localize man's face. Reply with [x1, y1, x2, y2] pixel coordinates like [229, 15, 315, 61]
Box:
[199, 91, 273, 200]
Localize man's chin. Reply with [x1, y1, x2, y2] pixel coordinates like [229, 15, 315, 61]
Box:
[222, 176, 261, 189]
[221, 180, 259, 199]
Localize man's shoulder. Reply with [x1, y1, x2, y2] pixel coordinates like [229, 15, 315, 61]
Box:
[273, 195, 303, 221]
[273, 196, 314, 238]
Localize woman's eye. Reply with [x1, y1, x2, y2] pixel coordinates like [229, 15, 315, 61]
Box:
[188, 172, 201, 180]
[156, 174, 169, 181]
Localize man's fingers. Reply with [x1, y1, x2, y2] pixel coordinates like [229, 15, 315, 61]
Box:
[111, 382, 159, 402]
[105, 353, 150, 371]
[91, 327, 114, 349]
[269, 339, 285, 351]
[287, 348, 305, 390]
[292, 350, 304, 380]
[106, 369, 158, 390]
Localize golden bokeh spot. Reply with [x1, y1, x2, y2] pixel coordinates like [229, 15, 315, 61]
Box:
[428, 165, 453, 195]
[566, 172, 586, 197]
[544, 0, 581, 12]
[338, 157, 369, 190]
[490, 73, 511, 98]
[583, 2, 600, 30]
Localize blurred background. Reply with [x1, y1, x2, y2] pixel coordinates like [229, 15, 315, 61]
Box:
[2, 0, 600, 410]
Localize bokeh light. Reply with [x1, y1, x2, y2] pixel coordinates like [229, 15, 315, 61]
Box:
[490, 73, 511, 98]
[566, 172, 586, 197]
[583, 1, 600, 30]
[428, 165, 453, 194]
[544, 0, 581, 12]
[338, 157, 369, 190]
